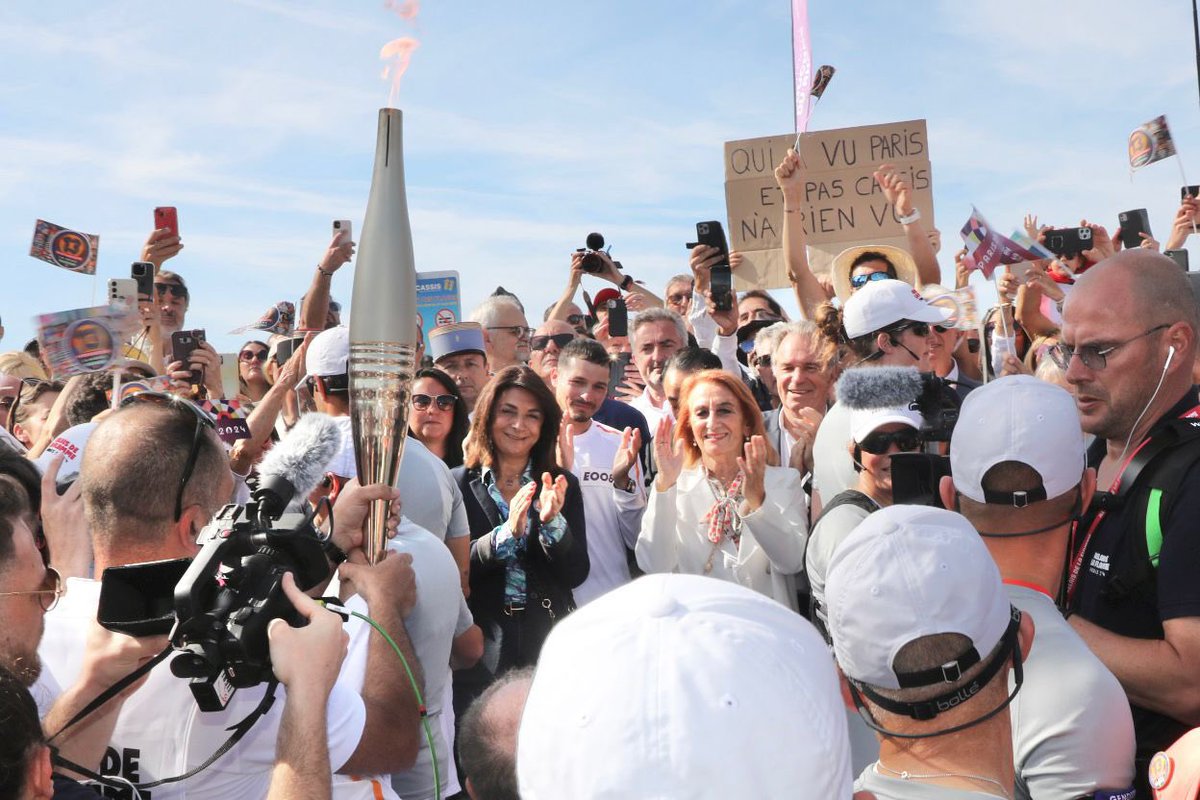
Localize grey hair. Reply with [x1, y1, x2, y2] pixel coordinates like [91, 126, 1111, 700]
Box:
[754, 321, 790, 355]
[470, 295, 525, 329]
[631, 307, 687, 347]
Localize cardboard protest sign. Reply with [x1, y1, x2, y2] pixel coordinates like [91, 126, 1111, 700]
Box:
[30, 220, 99, 275]
[1129, 116, 1177, 170]
[724, 119, 933, 289]
[37, 305, 134, 379]
[416, 271, 462, 347]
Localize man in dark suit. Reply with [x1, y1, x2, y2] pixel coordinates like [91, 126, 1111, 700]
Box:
[921, 285, 980, 402]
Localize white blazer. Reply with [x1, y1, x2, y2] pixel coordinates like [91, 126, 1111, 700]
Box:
[636, 465, 808, 611]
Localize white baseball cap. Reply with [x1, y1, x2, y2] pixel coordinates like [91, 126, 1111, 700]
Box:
[33, 423, 97, 485]
[951, 375, 1085, 506]
[842, 279, 952, 340]
[825, 505, 1010, 690]
[305, 326, 349, 378]
[516, 574, 852, 799]
[850, 406, 924, 444]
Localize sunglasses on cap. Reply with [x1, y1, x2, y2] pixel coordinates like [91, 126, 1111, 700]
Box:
[119, 391, 215, 521]
[859, 429, 923, 455]
[239, 349, 268, 363]
[155, 282, 188, 299]
[412, 393, 457, 411]
[850, 271, 892, 290]
[531, 333, 575, 352]
[0, 566, 64, 612]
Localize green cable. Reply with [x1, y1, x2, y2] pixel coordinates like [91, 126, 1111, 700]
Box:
[349, 609, 442, 800]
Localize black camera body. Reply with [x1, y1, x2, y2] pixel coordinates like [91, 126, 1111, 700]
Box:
[577, 232, 622, 274]
[1043, 227, 1092, 257]
[168, 501, 331, 712]
[889, 373, 961, 507]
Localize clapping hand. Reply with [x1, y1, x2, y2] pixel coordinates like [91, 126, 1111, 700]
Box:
[652, 415, 683, 492]
[737, 435, 768, 512]
[537, 472, 568, 524]
[612, 427, 641, 488]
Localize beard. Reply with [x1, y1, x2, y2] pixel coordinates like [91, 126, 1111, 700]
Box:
[6, 651, 41, 688]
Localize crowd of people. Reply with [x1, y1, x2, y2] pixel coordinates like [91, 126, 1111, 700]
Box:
[2, 147, 1200, 800]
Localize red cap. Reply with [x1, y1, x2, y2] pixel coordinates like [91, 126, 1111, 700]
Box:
[593, 288, 622, 309]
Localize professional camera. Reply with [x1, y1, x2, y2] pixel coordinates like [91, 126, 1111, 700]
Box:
[576, 232, 623, 274]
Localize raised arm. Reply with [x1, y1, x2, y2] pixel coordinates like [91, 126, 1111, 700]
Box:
[875, 163, 940, 286]
[775, 149, 827, 319]
[300, 233, 355, 332]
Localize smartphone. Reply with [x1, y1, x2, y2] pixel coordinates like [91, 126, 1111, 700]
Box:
[1182, 186, 1200, 200]
[710, 265, 734, 313]
[687, 221, 731, 262]
[98, 559, 191, 637]
[333, 219, 352, 245]
[1117, 209, 1152, 251]
[131, 261, 155, 298]
[154, 206, 179, 237]
[108, 278, 138, 313]
[1042, 227, 1093, 257]
[607, 298, 628, 338]
[273, 337, 298, 366]
[1166, 249, 1190, 271]
[607, 352, 633, 400]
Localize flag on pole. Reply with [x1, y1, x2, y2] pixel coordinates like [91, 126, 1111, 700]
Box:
[792, 0, 813, 134]
[959, 207, 1052, 279]
[1129, 115, 1178, 170]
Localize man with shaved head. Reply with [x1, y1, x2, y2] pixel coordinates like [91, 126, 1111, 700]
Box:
[1058, 249, 1200, 792]
[528, 319, 576, 389]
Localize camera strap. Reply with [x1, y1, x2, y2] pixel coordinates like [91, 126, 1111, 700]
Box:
[48, 645, 173, 742]
[52, 676, 280, 791]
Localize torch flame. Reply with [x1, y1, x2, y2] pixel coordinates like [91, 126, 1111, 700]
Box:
[379, 37, 420, 108]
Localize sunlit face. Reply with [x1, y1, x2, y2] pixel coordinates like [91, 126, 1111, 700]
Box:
[530, 321, 575, 388]
[632, 320, 683, 391]
[925, 323, 961, 377]
[665, 279, 693, 319]
[555, 357, 609, 425]
[14, 390, 60, 449]
[410, 376, 455, 447]
[663, 367, 686, 418]
[738, 297, 781, 327]
[238, 344, 269, 384]
[687, 382, 747, 464]
[773, 334, 833, 417]
[0, 375, 21, 430]
[487, 306, 532, 367]
[157, 280, 188, 334]
[0, 516, 50, 686]
[489, 387, 544, 462]
[855, 422, 922, 503]
[437, 353, 489, 411]
[882, 322, 935, 372]
[850, 259, 894, 294]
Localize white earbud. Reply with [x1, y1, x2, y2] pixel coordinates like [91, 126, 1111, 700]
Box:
[1165, 345, 1177, 371]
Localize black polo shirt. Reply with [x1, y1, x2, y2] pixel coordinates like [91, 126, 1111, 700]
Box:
[1076, 387, 1200, 761]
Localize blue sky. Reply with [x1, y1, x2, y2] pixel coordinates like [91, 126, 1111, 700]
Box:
[3, 1, 1199, 355]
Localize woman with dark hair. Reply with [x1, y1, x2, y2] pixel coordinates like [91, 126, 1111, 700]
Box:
[408, 367, 469, 469]
[637, 369, 807, 609]
[235, 340, 272, 403]
[452, 365, 587, 684]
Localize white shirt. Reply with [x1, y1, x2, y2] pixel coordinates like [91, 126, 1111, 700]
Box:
[1005, 584, 1136, 800]
[35, 579, 367, 800]
[629, 386, 672, 435]
[812, 401, 857, 507]
[568, 420, 646, 606]
[328, 416, 468, 542]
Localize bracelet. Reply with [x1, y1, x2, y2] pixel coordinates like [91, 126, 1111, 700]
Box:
[783, 207, 800, 214]
[320, 536, 348, 565]
[620, 274, 635, 291]
[897, 208, 922, 225]
[317, 266, 335, 278]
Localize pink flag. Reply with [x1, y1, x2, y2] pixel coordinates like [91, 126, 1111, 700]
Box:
[792, 0, 813, 133]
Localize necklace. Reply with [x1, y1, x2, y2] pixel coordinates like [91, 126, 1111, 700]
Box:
[875, 761, 1012, 799]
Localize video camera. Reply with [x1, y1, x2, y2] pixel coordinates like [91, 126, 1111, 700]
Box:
[576, 232, 623, 274]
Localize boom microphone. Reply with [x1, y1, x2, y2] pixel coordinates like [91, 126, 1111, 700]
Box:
[254, 413, 342, 519]
[837, 366, 925, 411]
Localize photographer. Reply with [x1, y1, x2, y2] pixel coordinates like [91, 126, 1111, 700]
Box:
[35, 398, 425, 798]
[548, 246, 663, 330]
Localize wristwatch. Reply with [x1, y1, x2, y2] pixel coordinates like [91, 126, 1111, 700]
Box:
[615, 475, 636, 492]
[620, 274, 635, 292]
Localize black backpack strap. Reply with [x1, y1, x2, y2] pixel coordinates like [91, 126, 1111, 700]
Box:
[813, 489, 877, 528]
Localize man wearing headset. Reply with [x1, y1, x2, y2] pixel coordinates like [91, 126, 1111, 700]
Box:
[1058, 249, 1200, 796]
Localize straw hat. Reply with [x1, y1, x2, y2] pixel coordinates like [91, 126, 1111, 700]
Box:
[831, 245, 919, 302]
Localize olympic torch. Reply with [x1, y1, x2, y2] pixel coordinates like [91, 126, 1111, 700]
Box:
[350, 108, 418, 564]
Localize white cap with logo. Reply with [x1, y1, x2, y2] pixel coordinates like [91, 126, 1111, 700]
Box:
[842, 279, 952, 340]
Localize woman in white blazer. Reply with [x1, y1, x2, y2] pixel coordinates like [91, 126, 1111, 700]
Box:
[636, 369, 808, 610]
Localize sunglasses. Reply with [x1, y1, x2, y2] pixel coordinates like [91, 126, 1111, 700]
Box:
[154, 282, 189, 300]
[239, 349, 268, 363]
[119, 392, 215, 521]
[565, 314, 587, 327]
[890, 321, 932, 338]
[488, 325, 534, 340]
[755, 354, 772, 368]
[1048, 325, 1168, 372]
[859, 429, 923, 455]
[531, 333, 575, 352]
[850, 271, 892, 290]
[412, 393, 457, 411]
[0, 566, 64, 612]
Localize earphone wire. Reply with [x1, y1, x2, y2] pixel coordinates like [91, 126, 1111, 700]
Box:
[1115, 348, 1174, 469]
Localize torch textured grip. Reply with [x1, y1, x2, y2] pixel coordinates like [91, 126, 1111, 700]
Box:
[349, 341, 417, 564]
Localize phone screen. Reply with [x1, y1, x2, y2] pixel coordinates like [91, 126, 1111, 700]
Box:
[711, 265, 733, 312]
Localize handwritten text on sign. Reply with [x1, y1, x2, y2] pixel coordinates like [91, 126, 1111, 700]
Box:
[723, 119, 934, 252]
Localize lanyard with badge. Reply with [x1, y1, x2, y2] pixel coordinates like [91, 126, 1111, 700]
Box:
[1066, 404, 1200, 606]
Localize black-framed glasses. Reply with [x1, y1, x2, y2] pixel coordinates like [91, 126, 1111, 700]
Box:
[487, 325, 534, 340]
[1050, 325, 1169, 372]
[0, 566, 64, 612]
[238, 349, 268, 363]
[530, 333, 575, 352]
[412, 393, 457, 411]
[154, 282, 188, 300]
[859, 429, 923, 455]
[755, 354, 772, 368]
[850, 271, 892, 290]
[890, 321, 932, 338]
[119, 392, 215, 521]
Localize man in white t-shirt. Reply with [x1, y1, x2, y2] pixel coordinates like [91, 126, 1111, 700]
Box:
[627, 308, 686, 433]
[942, 376, 1136, 799]
[35, 399, 424, 799]
[552, 338, 646, 606]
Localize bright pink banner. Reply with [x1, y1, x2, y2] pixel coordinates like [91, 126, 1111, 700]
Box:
[792, 0, 813, 133]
